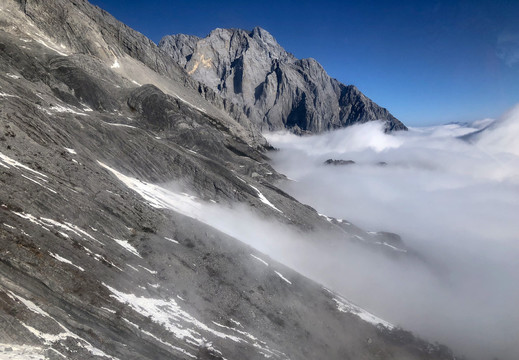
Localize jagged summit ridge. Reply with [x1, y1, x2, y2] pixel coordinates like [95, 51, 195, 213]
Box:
[160, 27, 407, 133]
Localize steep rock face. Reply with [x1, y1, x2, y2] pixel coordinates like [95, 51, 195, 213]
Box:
[0, 1, 456, 359]
[160, 27, 407, 133]
[13, 0, 267, 148]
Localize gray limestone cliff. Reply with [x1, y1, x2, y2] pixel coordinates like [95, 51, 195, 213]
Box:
[160, 27, 407, 133]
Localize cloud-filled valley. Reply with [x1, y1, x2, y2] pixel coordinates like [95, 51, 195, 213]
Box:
[259, 108, 519, 360]
[126, 107, 519, 360]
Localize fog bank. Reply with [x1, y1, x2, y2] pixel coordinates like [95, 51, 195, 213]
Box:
[265, 110, 519, 360]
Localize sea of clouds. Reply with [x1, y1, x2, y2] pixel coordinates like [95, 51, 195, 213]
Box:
[142, 106, 519, 359]
[263, 105, 519, 360]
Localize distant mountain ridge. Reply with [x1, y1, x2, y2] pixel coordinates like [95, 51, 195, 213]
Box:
[160, 27, 407, 133]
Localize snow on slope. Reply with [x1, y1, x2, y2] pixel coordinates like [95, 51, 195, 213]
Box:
[98, 161, 396, 333]
[324, 289, 393, 329]
[104, 284, 289, 359]
[97, 161, 202, 218]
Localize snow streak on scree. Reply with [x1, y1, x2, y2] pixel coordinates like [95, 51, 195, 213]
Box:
[96, 161, 396, 338]
[266, 118, 519, 360]
[3, 290, 117, 359]
[97, 162, 295, 359]
[103, 284, 289, 359]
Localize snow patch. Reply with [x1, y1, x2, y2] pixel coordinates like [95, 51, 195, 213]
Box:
[211, 321, 288, 359]
[35, 38, 68, 57]
[104, 284, 241, 344]
[0, 152, 48, 178]
[165, 237, 179, 244]
[50, 104, 87, 116]
[0, 92, 20, 98]
[42, 217, 100, 243]
[20, 174, 57, 194]
[325, 289, 393, 329]
[12, 211, 102, 246]
[91, 253, 123, 271]
[49, 252, 85, 271]
[127, 264, 139, 272]
[104, 284, 288, 359]
[0, 343, 44, 359]
[63, 222, 101, 244]
[64, 148, 76, 155]
[113, 238, 142, 258]
[250, 254, 269, 266]
[318, 213, 333, 222]
[6, 291, 118, 358]
[274, 271, 292, 285]
[375, 241, 408, 253]
[229, 319, 243, 328]
[138, 265, 157, 274]
[81, 103, 93, 112]
[111, 58, 120, 69]
[20, 321, 118, 359]
[13, 212, 50, 231]
[102, 122, 138, 129]
[97, 161, 202, 218]
[123, 318, 196, 358]
[48, 348, 67, 359]
[6, 290, 51, 318]
[248, 184, 283, 213]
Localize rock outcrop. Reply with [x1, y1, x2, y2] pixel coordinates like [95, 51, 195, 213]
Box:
[160, 27, 407, 133]
[324, 159, 356, 166]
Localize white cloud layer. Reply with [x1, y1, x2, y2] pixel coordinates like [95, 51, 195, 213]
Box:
[264, 109, 519, 360]
[472, 104, 519, 157]
[104, 107, 519, 360]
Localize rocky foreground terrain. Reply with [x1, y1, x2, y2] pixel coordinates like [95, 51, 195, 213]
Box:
[0, 0, 457, 359]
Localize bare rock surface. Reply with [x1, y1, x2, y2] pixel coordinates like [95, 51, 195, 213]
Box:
[160, 28, 407, 133]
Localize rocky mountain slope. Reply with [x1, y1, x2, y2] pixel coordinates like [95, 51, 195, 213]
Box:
[160, 27, 407, 133]
[0, 0, 455, 359]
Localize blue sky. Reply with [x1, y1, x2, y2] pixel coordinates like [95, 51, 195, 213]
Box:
[90, 0, 519, 126]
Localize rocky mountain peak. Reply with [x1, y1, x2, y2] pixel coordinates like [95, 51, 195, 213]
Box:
[160, 27, 407, 133]
[249, 26, 287, 53]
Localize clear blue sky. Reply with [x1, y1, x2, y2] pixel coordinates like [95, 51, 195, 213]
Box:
[90, 0, 519, 126]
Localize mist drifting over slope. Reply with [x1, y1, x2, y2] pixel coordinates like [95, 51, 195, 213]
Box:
[101, 107, 519, 359]
[265, 109, 519, 360]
